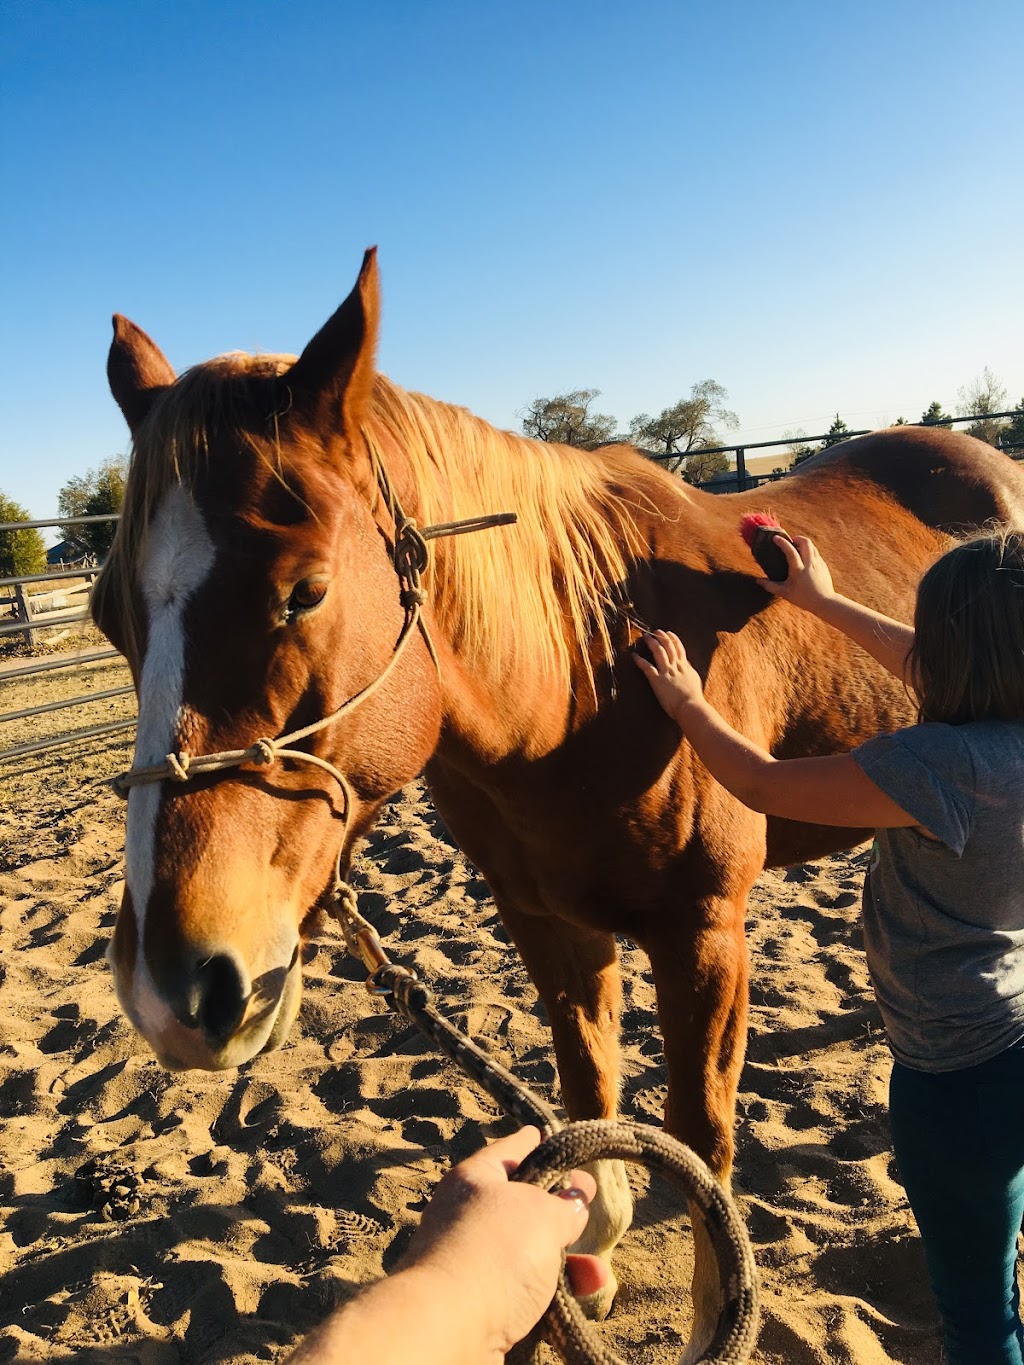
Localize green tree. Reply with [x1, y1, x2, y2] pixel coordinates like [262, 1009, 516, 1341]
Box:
[521, 390, 618, 448]
[920, 400, 952, 428]
[681, 448, 731, 485]
[957, 368, 1009, 447]
[821, 414, 850, 449]
[0, 492, 47, 577]
[57, 456, 128, 558]
[999, 399, 1024, 452]
[629, 380, 738, 473]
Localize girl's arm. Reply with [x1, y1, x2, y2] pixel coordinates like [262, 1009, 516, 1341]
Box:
[763, 535, 915, 685]
[634, 631, 922, 829]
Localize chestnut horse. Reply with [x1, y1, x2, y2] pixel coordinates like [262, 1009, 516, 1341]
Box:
[93, 249, 1024, 1361]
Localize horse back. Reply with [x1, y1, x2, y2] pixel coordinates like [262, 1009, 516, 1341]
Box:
[780, 424, 1024, 531]
[625, 427, 1024, 871]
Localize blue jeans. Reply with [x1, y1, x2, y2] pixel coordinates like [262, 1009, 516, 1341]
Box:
[889, 1035, 1024, 1365]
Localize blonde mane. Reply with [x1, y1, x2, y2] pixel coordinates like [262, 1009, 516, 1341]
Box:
[363, 378, 659, 693]
[96, 354, 669, 692]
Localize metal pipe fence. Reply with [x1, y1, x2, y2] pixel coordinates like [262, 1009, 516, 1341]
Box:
[0, 648, 120, 683]
[644, 411, 1023, 491]
[1, 512, 128, 765]
[1, 569, 100, 645]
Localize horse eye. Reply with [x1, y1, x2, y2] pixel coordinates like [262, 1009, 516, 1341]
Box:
[287, 577, 329, 617]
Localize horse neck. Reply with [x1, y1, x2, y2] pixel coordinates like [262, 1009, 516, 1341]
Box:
[362, 380, 649, 755]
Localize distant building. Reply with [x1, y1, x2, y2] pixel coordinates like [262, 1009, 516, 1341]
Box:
[46, 541, 95, 568]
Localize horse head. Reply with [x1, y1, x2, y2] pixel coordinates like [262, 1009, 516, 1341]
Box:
[94, 250, 444, 1070]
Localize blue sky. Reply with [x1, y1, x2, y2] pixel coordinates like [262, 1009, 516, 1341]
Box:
[1, 0, 1021, 524]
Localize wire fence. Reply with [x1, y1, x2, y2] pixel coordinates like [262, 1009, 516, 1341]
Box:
[2, 412, 1022, 765]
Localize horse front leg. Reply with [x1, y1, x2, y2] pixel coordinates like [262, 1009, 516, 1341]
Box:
[645, 891, 752, 1365]
[497, 903, 632, 1320]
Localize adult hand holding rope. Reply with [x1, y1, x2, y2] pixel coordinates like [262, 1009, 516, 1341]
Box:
[285, 1126, 607, 1365]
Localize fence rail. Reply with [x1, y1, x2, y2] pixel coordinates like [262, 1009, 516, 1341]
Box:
[0, 512, 119, 533]
[3, 684, 135, 726]
[1, 509, 129, 765]
[2, 717, 136, 764]
[1, 568, 99, 647]
[644, 410, 1023, 490]
[3, 413, 1022, 765]
[0, 563, 98, 589]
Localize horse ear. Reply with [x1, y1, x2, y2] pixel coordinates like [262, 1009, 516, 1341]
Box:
[286, 246, 380, 434]
[108, 315, 176, 433]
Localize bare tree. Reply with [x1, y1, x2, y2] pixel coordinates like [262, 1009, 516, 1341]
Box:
[629, 380, 738, 473]
[957, 368, 1009, 447]
[521, 390, 619, 448]
[780, 428, 816, 469]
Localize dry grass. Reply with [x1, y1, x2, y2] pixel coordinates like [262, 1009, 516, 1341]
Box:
[0, 650, 134, 810]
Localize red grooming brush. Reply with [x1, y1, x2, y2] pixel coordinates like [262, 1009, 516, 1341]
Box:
[739, 512, 795, 581]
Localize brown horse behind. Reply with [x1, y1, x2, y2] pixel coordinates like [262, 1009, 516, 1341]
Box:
[93, 250, 1024, 1361]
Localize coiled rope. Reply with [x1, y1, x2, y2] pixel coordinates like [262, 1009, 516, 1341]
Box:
[337, 889, 759, 1365]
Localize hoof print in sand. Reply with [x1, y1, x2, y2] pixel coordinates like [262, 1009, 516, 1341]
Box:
[3, 774, 942, 1363]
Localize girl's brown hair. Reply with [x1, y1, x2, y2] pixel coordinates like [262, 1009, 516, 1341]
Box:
[909, 527, 1024, 725]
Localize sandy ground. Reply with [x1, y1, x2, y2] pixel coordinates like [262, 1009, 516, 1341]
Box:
[0, 730, 975, 1365]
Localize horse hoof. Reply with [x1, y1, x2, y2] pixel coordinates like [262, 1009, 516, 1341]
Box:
[578, 1272, 618, 1322]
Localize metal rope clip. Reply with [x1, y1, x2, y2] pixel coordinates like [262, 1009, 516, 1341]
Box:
[367, 962, 420, 999]
[339, 920, 391, 985]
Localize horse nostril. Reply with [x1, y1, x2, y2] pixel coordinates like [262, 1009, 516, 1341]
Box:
[194, 952, 248, 1043]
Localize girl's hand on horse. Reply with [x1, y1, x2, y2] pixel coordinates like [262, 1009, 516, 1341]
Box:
[634, 630, 705, 721]
[759, 534, 837, 613]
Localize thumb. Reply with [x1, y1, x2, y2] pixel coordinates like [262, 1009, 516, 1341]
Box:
[776, 535, 805, 570]
[551, 1184, 593, 1246]
[756, 575, 788, 596]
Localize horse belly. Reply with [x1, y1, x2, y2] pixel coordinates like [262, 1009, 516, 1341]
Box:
[764, 817, 872, 869]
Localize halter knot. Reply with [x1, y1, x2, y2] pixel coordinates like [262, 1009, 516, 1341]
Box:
[251, 737, 278, 767]
[332, 880, 360, 918]
[394, 518, 429, 578]
[166, 751, 191, 782]
[400, 586, 427, 608]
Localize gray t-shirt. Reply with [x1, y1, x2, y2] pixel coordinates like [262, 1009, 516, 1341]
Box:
[852, 719, 1024, 1072]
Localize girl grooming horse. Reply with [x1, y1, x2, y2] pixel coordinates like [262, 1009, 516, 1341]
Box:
[636, 531, 1024, 1365]
[94, 248, 1024, 1361]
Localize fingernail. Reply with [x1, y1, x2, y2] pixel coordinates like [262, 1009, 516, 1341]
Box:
[556, 1186, 589, 1212]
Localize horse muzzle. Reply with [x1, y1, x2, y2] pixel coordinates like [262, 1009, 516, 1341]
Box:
[108, 928, 303, 1071]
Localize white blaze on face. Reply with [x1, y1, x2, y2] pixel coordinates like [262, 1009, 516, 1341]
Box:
[124, 484, 215, 1032]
